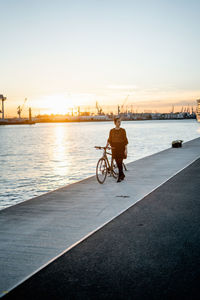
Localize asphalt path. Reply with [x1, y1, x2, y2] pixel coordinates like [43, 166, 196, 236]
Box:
[4, 158, 200, 300]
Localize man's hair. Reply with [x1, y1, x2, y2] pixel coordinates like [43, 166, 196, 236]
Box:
[114, 116, 121, 124]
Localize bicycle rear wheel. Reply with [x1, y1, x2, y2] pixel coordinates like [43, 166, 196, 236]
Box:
[123, 162, 127, 171]
[96, 158, 108, 184]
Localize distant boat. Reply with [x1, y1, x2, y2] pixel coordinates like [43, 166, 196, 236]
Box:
[197, 99, 200, 122]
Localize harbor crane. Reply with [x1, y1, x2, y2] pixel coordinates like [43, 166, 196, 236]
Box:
[17, 98, 27, 119]
[170, 105, 174, 114]
[120, 95, 129, 114]
[96, 101, 103, 115]
[118, 105, 120, 115]
[0, 94, 7, 120]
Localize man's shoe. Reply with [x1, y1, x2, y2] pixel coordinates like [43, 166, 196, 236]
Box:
[120, 174, 125, 180]
[117, 178, 122, 183]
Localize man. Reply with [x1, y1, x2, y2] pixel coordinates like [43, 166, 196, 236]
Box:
[106, 116, 128, 182]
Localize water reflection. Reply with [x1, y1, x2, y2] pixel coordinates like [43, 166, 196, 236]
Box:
[50, 125, 69, 177]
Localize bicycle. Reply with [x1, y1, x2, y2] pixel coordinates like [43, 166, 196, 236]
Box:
[94, 146, 127, 184]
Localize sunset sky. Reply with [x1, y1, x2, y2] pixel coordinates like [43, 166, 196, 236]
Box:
[0, 0, 200, 117]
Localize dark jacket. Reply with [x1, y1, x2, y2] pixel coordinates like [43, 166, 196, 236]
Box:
[107, 128, 128, 159]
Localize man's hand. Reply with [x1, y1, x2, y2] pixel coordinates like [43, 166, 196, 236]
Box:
[124, 146, 128, 158]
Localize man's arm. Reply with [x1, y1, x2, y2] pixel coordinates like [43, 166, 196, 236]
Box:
[123, 129, 128, 145]
[123, 129, 128, 157]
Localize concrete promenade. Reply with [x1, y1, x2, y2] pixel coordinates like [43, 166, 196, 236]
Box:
[1, 137, 200, 297]
[5, 155, 200, 300]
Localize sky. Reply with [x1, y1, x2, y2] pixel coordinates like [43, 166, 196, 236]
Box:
[0, 0, 200, 116]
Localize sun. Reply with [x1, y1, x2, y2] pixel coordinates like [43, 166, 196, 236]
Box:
[40, 94, 72, 115]
[32, 93, 95, 115]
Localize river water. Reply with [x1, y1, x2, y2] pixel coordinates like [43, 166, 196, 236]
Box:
[0, 120, 200, 210]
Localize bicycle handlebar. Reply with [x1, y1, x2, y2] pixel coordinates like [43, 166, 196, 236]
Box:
[94, 146, 114, 150]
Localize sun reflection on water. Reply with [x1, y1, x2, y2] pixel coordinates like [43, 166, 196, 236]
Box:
[50, 125, 69, 177]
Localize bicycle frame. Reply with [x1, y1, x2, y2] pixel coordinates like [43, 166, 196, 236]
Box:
[101, 148, 115, 175]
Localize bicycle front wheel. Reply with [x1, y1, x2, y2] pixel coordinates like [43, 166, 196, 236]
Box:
[96, 158, 108, 184]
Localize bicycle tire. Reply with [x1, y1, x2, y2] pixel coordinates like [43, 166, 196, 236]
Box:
[112, 161, 127, 179]
[96, 158, 108, 184]
[123, 162, 127, 171]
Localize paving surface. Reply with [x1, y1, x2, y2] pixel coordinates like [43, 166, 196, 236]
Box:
[1, 137, 200, 297]
[3, 153, 200, 300]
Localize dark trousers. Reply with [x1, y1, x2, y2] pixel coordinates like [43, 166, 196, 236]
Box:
[115, 157, 124, 178]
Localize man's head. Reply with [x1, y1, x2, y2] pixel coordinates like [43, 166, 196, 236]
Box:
[114, 116, 121, 127]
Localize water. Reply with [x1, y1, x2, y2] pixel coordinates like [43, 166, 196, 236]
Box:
[0, 120, 200, 210]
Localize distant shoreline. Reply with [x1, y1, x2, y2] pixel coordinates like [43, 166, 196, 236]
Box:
[0, 118, 196, 126]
